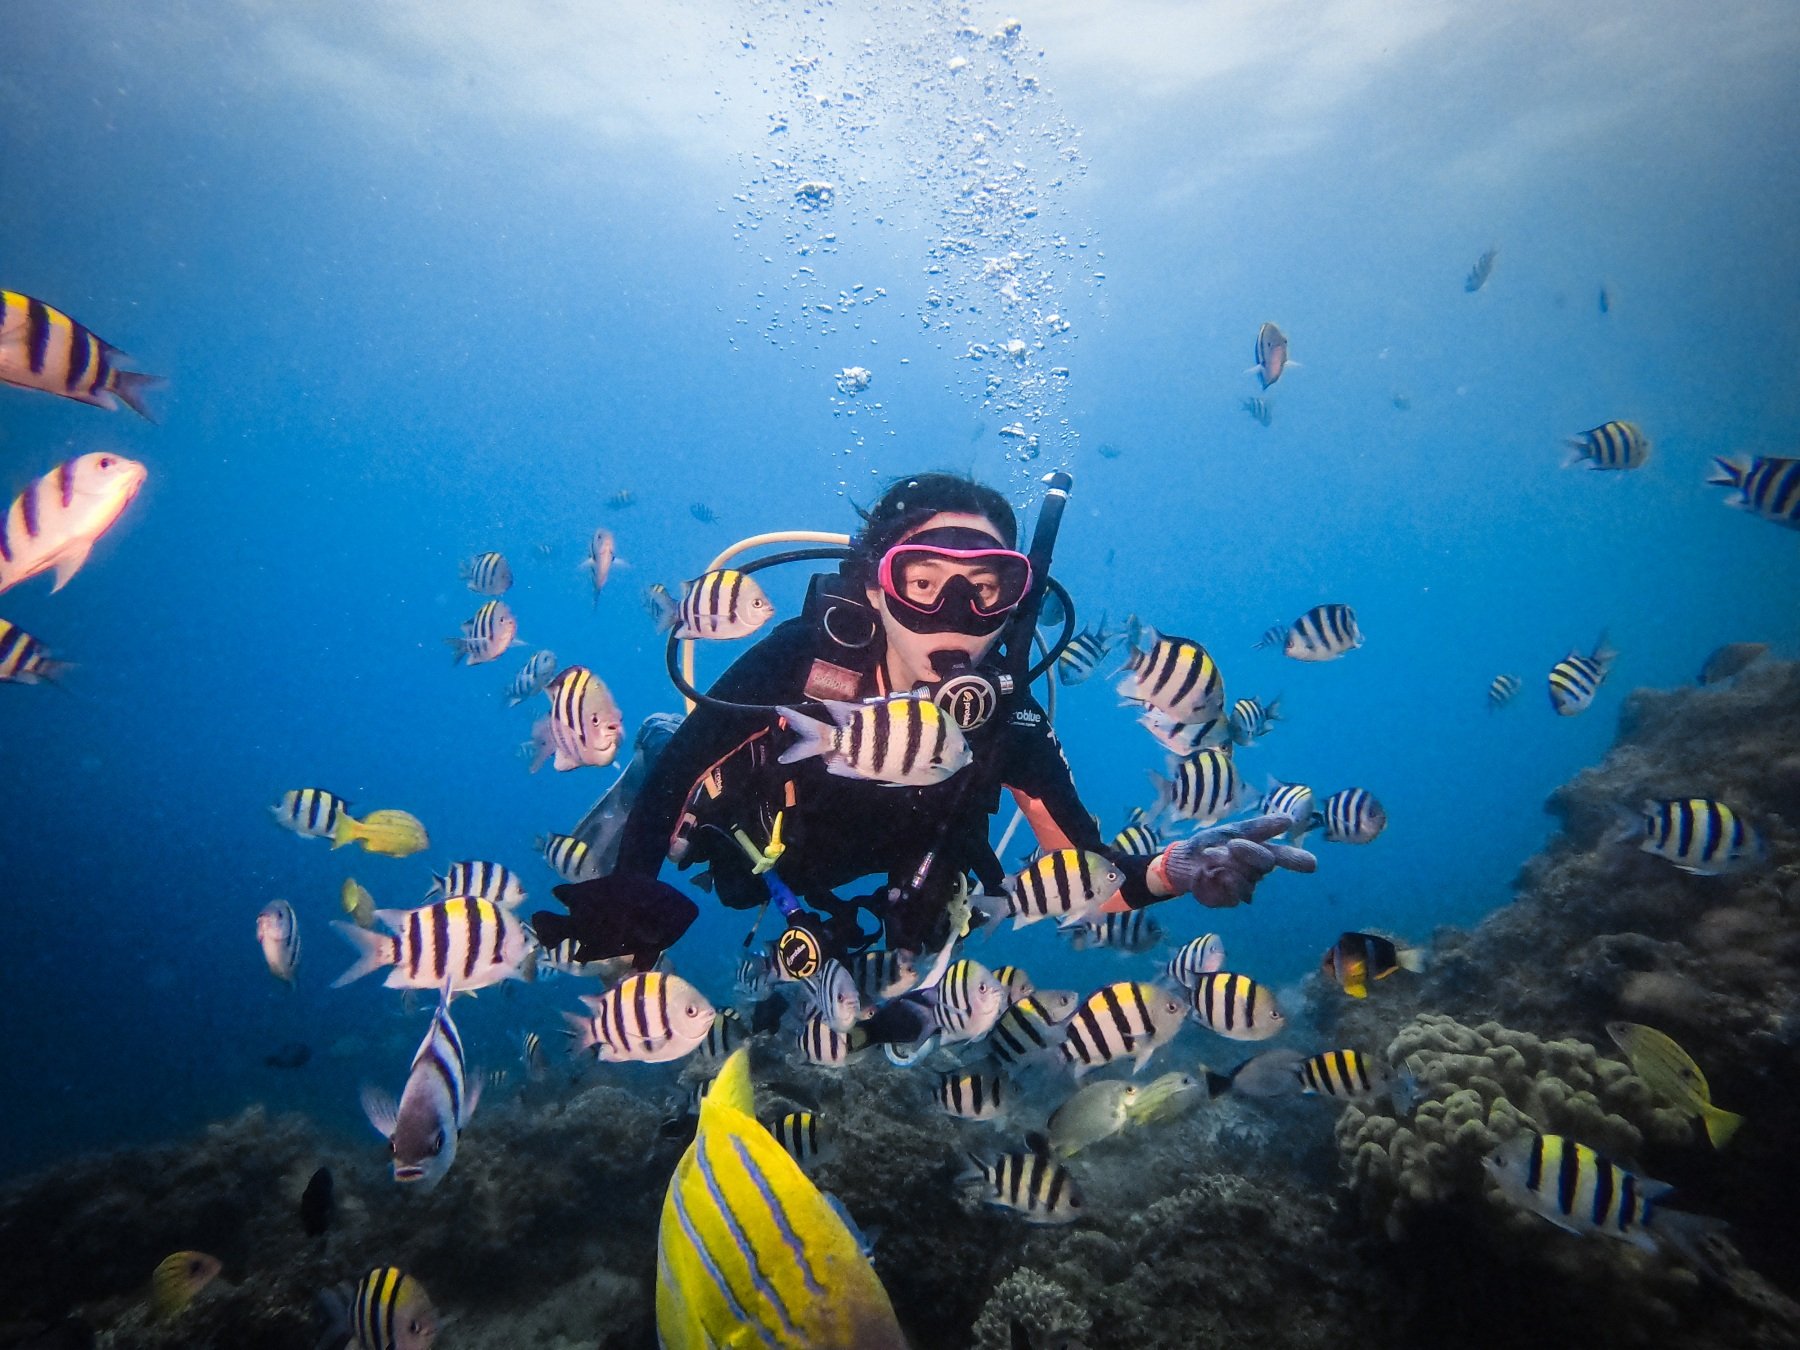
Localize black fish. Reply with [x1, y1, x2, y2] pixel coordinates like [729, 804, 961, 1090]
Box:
[263, 1042, 311, 1070]
[300, 1167, 334, 1237]
[531, 874, 699, 971]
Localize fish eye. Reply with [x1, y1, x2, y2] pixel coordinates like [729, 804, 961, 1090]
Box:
[97, 456, 114, 469]
[431, 1130, 445, 1153]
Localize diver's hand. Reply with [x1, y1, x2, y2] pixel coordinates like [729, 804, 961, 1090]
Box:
[1148, 815, 1316, 909]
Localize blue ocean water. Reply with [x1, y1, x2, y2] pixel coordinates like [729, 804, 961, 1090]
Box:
[1, 0, 1797, 1184]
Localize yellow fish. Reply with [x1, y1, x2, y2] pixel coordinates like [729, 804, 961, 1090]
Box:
[151, 1250, 221, 1319]
[0, 290, 161, 417]
[331, 808, 429, 858]
[656, 1047, 906, 1350]
[341, 878, 376, 928]
[1607, 1022, 1743, 1149]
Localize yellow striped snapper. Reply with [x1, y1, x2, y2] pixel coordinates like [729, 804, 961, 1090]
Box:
[537, 832, 600, 883]
[769, 1111, 833, 1169]
[1621, 798, 1765, 875]
[1259, 779, 1314, 838]
[797, 1011, 869, 1067]
[459, 549, 512, 594]
[1251, 321, 1290, 388]
[990, 964, 1035, 1002]
[1067, 909, 1163, 954]
[990, 991, 1080, 1066]
[1126, 1070, 1206, 1125]
[1605, 1022, 1743, 1149]
[361, 991, 477, 1187]
[1221, 1047, 1416, 1114]
[1698, 642, 1766, 685]
[446, 599, 518, 666]
[1488, 673, 1522, 710]
[0, 617, 68, 685]
[1228, 695, 1281, 746]
[1563, 420, 1649, 471]
[656, 1049, 906, 1349]
[338, 1267, 438, 1350]
[1117, 628, 1225, 724]
[272, 787, 352, 840]
[581, 526, 618, 602]
[1709, 454, 1800, 529]
[1047, 1080, 1138, 1156]
[0, 291, 160, 417]
[531, 665, 623, 772]
[1055, 617, 1117, 686]
[1188, 972, 1285, 1041]
[150, 1250, 221, 1319]
[331, 808, 429, 858]
[570, 971, 716, 1064]
[1164, 934, 1226, 989]
[1138, 708, 1230, 757]
[0, 617, 70, 686]
[959, 1136, 1084, 1224]
[936, 1066, 1007, 1121]
[331, 897, 534, 992]
[341, 878, 376, 928]
[778, 693, 971, 787]
[649, 569, 775, 640]
[1060, 981, 1188, 1078]
[1547, 634, 1616, 715]
[0, 453, 146, 596]
[849, 947, 918, 1001]
[1464, 246, 1498, 293]
[803, 958, 863, 1033]
[426, 858, 527, 909]
[1280, 604, 1363, 661]
[1319, 787, 1386, 843]
[1153, 748, 1252, 827]
[1482, 1133, 1688, 1256]
[504, 649, 558, 706]
[256, 900, 300, 984]
[973, 848, 1124, 929]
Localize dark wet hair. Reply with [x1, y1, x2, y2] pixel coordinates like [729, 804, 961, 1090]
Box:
[849, 473, 1017, 582]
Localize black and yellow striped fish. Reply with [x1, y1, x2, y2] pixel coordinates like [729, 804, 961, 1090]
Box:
[1282, 603, 1363, 661]
[778, 693, 971, 787]
[570, 971, 716, 1064]
[1709, 455, 1800, 529]
[936, 1068, 1006, 1120]
[1110, 820, 1162, 858]
[1488, 673, 1521, 710]
[1296, 1049, 1390, 1100]
[1228, 695, 1281, 745]
[990, 964, 1035, 1001]
[959, 1138, 1084, 1224]
[797, 1011, 866, 1067]
[930, 958, 1006, 1045]
[1117, 627, 1225, 723]
[1067, 909, 1163, 954]
[1564, 421, 1650, 471]
[1483, 1133, 1672, 1254]
[271, 787, 352, 840]
[331, 896, 535, 993]
[978, 848, 1125, 928]
[447, 599, 518, 666]
[1548, 635, 1616, 716]
[0, 618, 68, 684]
[649, 569, 776, 640]
[348, 1267, 439, 1350]
[1188, 972, 1285, 1041]
[537, 832, 600, 883]
[1629, 798, 1765, 876]
[0, 291, 160, 417]
[427, 858, 527, 908]
[1153, 748, 1251, 826]
[769, 1110, 831, 1167]
[1059, 981, 1188, 1077]
[459, 550, 512, 595]
[1055, 617, 1116, 686]
[989, 991, 1078, 1066]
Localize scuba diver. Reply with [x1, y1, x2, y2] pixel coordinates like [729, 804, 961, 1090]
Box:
[531, 471, 1315, 977]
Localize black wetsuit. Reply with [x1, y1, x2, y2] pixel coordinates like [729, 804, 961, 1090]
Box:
[614, 615, 1156, 950]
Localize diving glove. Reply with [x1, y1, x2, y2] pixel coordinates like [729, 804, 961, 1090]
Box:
[1147, 814, 1317, 909]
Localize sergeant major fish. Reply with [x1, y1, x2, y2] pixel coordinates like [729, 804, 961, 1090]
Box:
[331, 897, 535, 992]
[0, 291, 160, 417]
[989, 991, 1080, 1067]
[849, 948, 918, 1002]
[1060, 981, 1188, 1078]
[960, 1135, 1083, 1224]
[769, 1110, 833, 1168]
[1488, 673, 1522, 710]
[1152, 748, 1252, 827]
[504, 649, 558, 706]
[1165, 933, 1226, 989]
[778, 693, 971, 787]
[1259, 779, 1315, 840]
[426, 859, 527, 909]
[459, 550, 511, 595]
[1251, 321, 1290, 388]
[803, 958, 863, 1034]
[1618, 798, 1765, 876]
[256, 900, 300, 984]
[272, 787, 352, 840]
[1548, 634, 1617, 716]
[1318, 787, 1386, 843]
[1056, 617, 1117, 686]
[1708, 455, 1800, 530]
[1281, 604, 1363, 661]
[1228, 695, 1281, 746]
[1188, 972, 1285, 1041]
[936, 1067, 1007, 1121]
[531, 665, 624, 772]
[1138, 708, 1230, 757]
[0, 453, 147, 596]
[0, 618, 69, 684]
[581, 526, 618, 602]
[1067, 910, 1162, 954]
[1564, 421, 1650, 471]
[361, 990, 477, 1187]
[649, 569, 775, 640]
[537, 832, 601, 883]
[973, 849, 1124, 929]
[1117, 628, 1225, 724]
[446, 599, 518, 666]
[569, 971, 715, 1064]
[329, 1267, 438, 1350]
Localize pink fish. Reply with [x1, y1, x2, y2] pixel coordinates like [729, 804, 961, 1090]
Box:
[0, 453, 147, 595]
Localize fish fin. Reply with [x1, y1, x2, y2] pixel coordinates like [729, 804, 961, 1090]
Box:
[1345, 980, 1367, 999]
[1201, 1066, 1238, 1099]
[1396, 947, 1427, 973]
[48, 542, 95, 592]
[1637, 1176, 1677, 1203]
[1703, 1106, 1744, 1150]
[1706, 456, 1746, 488]
[329, 922, 391, 988]
[647, 585, 680, 633]
[329, 814, 363, 850]
[108, 370, 164, 422]
[775, 706, 833, 765]
[703, 1046, 755, 1118]
[1560, 438, 1591, 469]
[359, 1086, 398, 1139]
[444, 637, 467, 666]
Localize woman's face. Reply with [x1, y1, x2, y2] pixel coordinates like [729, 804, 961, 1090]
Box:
[868, 510, 1011, 683]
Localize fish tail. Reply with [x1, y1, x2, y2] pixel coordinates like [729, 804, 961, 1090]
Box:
[1706, 456, 1746, 488]
[648, 585, 680, 633]
[562, 1010, 600, 1057]
[1345, 977, 1367, 999]
[109, 370, 164, 422]
[329, 920, 391, 988]
[1560, 438, 1591, 469]
[444, 636, 468, 666]
[329, 813, 364, 850]
[1703, 1105, 1744, 1150]
[1200, 1064, 1239, 1099]
[33, 658, 75, 688]
[775, 707, 833, 765]
[1396, 946, 1427, 973]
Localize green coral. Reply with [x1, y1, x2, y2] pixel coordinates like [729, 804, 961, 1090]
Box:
[969, 1267, 1091, 1350]
[1336, 1013, 1692, 1239]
